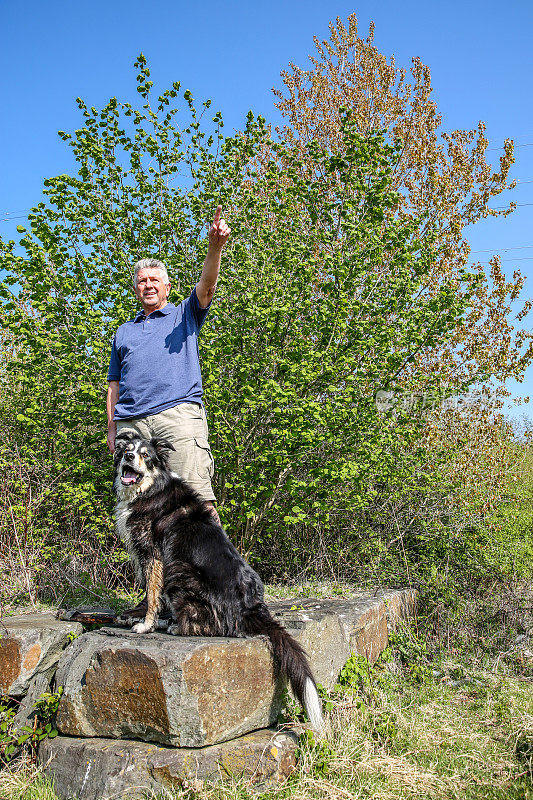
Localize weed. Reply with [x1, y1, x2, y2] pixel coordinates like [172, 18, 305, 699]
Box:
[0, 689, 63, 765]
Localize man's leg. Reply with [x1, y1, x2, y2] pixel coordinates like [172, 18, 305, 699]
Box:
[148, 403, 218, 508]
[117, 406, 220, 623]
[205, 501, 222, 526]
[116, 417, 151, 441]
[115, 417, 153, 620]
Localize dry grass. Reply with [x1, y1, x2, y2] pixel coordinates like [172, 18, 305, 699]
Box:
[2, 658, 531, 800]
[1, 588, 532, 800]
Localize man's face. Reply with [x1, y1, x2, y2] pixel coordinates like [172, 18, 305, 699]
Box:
[134, 268, 170, 313]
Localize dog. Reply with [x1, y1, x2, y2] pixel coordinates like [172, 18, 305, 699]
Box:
[113, 430, 323, 733]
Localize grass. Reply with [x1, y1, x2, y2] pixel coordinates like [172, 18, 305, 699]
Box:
[1, 617, 531, 800]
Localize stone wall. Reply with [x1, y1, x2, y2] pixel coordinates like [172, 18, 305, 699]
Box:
[0, 589, 417, 799]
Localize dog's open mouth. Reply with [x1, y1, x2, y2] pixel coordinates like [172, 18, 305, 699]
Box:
[121, 466, 143, 486]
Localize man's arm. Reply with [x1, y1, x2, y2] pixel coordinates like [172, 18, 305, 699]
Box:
[195, 206, 231, 309]
[107, 381, 119, 453]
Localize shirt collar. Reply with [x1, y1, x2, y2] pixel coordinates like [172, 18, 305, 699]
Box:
[134, 302, 175, 322]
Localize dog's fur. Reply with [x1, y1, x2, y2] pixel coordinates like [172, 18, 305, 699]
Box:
[113, 431, 323, 733]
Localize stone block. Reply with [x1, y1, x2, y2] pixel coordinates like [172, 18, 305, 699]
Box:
[269, 590, 407, 686]
[58, 607, 117, 626]
[269, 598, 350, 689]
[381, 588, 418, 628]
[0, 612, 83, 697]
[40, 728, 299, 799]
[55, 628, 284, 747]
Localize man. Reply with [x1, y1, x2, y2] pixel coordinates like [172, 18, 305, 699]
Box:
[107, 206, 230, 525]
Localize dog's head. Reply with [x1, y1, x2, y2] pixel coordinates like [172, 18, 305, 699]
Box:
[113, 432, 175, 498]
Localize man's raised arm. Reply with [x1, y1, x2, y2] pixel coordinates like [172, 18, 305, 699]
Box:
[195, 206, 231, 309]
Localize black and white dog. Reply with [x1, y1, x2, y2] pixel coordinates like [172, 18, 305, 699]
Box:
[113, 431, 323, 733]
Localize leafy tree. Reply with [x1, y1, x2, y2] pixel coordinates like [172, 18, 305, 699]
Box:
[273, 14, 532, 390]
[0, 41, 529, 597]
[265, 15, 533, 587]
[0, 55, 480, 583]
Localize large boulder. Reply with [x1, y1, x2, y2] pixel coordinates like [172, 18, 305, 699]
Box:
[0, 612, 82, 697]
[381, 589, 418, 629]
[269, 589, 416, 688]
[40, 728, 299, 800]
[54, 590, 416, 747]
[55, 628, 284, 747]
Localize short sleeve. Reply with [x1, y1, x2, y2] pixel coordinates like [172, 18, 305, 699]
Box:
[190, 286, 211, 330]
[107, 337, 121, 381]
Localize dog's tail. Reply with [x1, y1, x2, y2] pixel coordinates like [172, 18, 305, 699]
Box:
[243, 604, 323, 734]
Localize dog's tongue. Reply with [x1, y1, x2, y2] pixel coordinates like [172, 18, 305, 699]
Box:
[122, 468, 138, 485]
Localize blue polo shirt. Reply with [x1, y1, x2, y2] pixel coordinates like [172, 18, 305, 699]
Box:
[107, 288, 210, 420]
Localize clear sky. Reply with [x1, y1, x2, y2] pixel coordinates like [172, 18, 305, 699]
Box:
[1, 0, 532, 418]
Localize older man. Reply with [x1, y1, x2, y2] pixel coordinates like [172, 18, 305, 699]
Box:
[106, 207, 230, 521]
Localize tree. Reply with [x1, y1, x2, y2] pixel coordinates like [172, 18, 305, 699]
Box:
[1, 34, 530, 598]
[273, 14, 532, 391]
[0, 57, 480, 589]
[261, 16, 533, 588]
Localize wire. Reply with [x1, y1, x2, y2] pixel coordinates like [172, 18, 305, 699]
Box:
[490, 257, 533, 262]
[487, 142, 533, 151]
[0, 214, 30, 222]
[491, 203, 533, 209]
[0, 209, 31, 217]
[470, 245, 533, 253]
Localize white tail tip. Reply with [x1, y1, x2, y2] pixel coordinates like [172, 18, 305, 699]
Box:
[304, 677, 324, 734]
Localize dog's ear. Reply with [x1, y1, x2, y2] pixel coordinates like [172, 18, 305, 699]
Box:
[114, 430, 137, 457]
[150, 437, 176, 466]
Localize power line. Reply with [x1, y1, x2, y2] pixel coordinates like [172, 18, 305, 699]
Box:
[471, 258, 533, 264]
[491, 203, 533, 209]
[487, 142, 533, 151]
[0, 209, 31, 217]
[0, 173, 533, 221]
[470, 245, 533, 253]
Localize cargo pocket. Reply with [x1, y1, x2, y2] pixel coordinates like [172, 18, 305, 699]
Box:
[194, 437, 215, 480]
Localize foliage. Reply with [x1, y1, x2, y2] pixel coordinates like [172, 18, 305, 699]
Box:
[264, 14, 533, 593]
[0, 53, 486, 585]
[274, 13, 532, 391]
[285, 630, 533, 798]
[0, 25, 531, 599]
[0, 689, 62, 765]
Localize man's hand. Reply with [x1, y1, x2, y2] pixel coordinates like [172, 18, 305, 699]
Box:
[208, 206, 231, 250]
[107, 382, 119, 453]
[196, 206, 230, 308]
[107, 424, 116, 454]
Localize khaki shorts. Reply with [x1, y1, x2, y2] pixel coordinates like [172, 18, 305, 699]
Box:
[116, 403, 216, 502]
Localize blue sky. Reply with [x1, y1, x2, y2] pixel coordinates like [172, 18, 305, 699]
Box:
[1, 0, 532, 417]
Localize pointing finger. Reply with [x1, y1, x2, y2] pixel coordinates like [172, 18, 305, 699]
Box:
[213, 205, 222, 226]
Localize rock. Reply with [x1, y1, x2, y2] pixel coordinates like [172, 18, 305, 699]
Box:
[55, 628, 284, 747]
[0, 612, 83, 697]
[54, 590, 416, 746]
[13, 672, 51, 728]
[269, 589, 416, 689]
[380, 588, 418, 629]
[40, 728, 299, 799]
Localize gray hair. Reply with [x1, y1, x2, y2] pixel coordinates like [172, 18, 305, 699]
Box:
[133, 258, 170, 287]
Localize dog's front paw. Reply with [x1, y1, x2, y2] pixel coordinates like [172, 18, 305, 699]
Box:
[132, 620, 155, 634]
